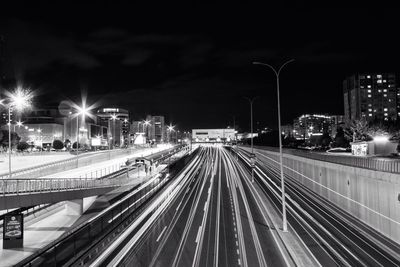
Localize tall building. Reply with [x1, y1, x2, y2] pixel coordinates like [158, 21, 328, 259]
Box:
[343, 73, 397, 123]
[146, 115, 165, 143]
[96, 108, 129, 147]
[292, 114, 341, 140]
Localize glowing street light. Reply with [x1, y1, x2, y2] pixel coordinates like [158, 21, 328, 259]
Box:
[73, 102, 91, 167]
[13, 120, 24, 132]
[2, 87, 33, 179]
[167, 124, 175, 143]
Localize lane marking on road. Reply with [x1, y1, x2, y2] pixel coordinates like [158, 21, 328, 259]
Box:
[156, 226, 167, 242]
[195, 225, 202, 243]
[176, 200, 183, 211]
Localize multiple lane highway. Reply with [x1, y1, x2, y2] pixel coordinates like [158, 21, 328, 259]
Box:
[111, 145, 290, 267]
[18, 144, 400, 267]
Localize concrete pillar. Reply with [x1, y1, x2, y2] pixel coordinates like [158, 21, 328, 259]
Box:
[83, 196, 97, 213]
[65, 199, 83, 215]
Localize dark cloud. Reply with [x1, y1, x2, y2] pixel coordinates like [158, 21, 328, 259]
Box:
[0, 19, 100, 75]
[2, 6, 400, 130]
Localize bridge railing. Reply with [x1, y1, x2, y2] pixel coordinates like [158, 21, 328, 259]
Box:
[0, 178, 117, 195]
[247, 145, 400, 174]
[0, 146, 148, 180]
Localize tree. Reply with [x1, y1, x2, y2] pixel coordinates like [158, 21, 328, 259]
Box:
[0, 130, 21, 150]
[320, 132, 332, 148]
[17, 141, 30, 151]
[53, 139, 64, 150]
[332, 127, 350, 148]
[72, 142, 81, 149]
[349, 117, 370, 142]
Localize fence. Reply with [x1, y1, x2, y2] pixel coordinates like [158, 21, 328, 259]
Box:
[0, 145, 163, 179]
[0, 177, 117, 195]
[248, 145, 400, 174]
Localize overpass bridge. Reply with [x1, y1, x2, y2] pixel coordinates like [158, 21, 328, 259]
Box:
[0, 144, 188, 210]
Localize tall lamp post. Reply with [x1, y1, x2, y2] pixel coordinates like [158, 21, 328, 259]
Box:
[111, 114, 117, 149]
[37, 128, 42, 155]
[245, 97, 257, 183]
[167, 125, 174, 144]
[1, 87, 33, 179]
[253, 59, 294, 232]
[75, 103, 89, 167]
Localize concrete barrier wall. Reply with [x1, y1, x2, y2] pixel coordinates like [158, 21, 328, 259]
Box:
[243, 147, 400, 244]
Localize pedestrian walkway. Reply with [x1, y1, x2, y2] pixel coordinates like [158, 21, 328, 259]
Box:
[0, 208, 80, 267]
[41, 145, 171, 179]
[0, 166, 156, 267]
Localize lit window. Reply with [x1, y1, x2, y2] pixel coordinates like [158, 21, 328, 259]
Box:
[377, 74, 382, 78]
[384, 94, 387, 97]
[367, 89, 371, 93]
[384, 113, 388, 116]
[389, 99, 392, 102]
[367, 75, 371, 78]
[384, 118, 388, 121]
[368, 113, 372, 116]
[378, 89, 381, 93]
[367, 85, 371, 88]
[368, 94, 372, 98]
[384, 108, 388, 111]
[368, 104, 372, 107]
[368, 108, 372, 112]
[388, 85, 391, 87]
[383, 89, 387, 92]
[377, 79, 382, 83]
[383, 80, 386, 83]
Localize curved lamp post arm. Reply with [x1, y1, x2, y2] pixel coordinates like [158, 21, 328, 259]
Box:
[253, 59, 294, 77]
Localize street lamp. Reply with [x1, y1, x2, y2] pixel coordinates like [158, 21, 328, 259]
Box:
[14, 120, 23, 132]
[75, 103, 89, 166]
[167, 125, 174, 144]
[253, 59, 294, 232]
[244, 96, 257, 183]
[111, 114, 117, 149]
[37, 128, 42, 155]
[2, 87, 33, 179]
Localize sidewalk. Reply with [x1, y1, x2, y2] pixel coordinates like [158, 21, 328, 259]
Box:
[0, 208, 80, 267]
[0, 153, 74, 176]
[41, 145, 171, 179]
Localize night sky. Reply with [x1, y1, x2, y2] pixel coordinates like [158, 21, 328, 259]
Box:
[1, 4, 399, 131]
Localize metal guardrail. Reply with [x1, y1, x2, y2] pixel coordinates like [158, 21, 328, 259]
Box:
[247, 145, 400, 174]
[0, 145, 187, 196]
[0, 178, 117, 195]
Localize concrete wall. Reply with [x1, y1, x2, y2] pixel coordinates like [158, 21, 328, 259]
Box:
[244, 147, 400, 244]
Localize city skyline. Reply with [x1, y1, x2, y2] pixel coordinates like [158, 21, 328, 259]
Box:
[2, 5, 400, 130]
